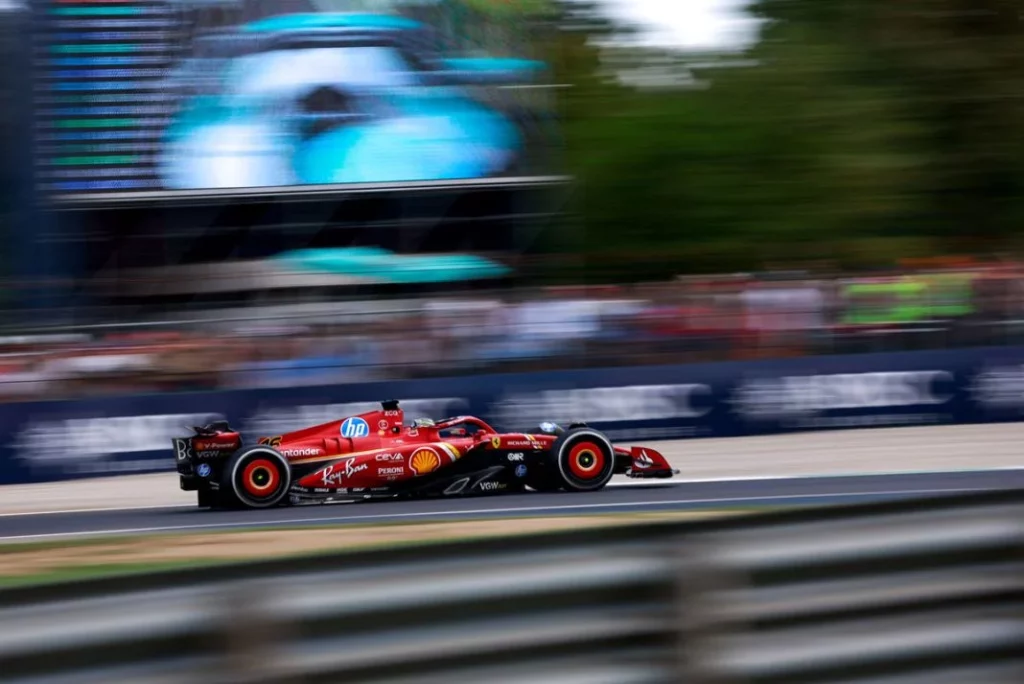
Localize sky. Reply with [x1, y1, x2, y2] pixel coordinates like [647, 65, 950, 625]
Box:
[592, 0, 762, 52]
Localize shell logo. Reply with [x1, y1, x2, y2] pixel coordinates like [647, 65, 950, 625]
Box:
[410, 448, 442, 476]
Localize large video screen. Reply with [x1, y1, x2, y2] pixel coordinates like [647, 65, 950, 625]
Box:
[31, 0, 556, 198]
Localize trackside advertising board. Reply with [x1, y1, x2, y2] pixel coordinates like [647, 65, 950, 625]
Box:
[2, 346, 1024, 485]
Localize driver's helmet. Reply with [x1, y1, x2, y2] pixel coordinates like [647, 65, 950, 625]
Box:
[413, 418, 435, 428]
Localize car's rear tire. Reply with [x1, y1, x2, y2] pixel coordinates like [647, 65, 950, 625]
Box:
[222, 447, 291, 509]
[547, 428, 615, 492]
[526, 473, 563, 492]
[197, 488, 218, 509]
[197, 488, 233, 509]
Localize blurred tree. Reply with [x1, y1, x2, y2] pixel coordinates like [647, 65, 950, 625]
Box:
[540, 0, 1024, 278]
[870, 1, 1024, 247]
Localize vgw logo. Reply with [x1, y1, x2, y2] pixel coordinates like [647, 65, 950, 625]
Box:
[340, 417, 369, 438]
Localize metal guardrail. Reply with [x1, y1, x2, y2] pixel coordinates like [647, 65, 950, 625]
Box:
[2, 490, 1024, 684]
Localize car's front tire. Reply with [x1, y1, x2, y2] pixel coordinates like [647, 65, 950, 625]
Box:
[221, 446, 292, 509]
[547, 428, 616, 492]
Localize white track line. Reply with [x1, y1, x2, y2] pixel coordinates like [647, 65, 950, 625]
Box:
[0, 503, 195, 518]
[2, 467, 1023, 518]
[610, 466, 1024, 485]
[0, 487, 993, 542]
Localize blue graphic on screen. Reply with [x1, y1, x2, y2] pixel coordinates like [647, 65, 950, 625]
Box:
[33, 2, 547, 195]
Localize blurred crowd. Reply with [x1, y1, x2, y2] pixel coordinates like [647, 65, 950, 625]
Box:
[2, 259, 1024, 402]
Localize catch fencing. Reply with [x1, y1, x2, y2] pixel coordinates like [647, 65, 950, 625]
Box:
[2, 489, 1024, 683]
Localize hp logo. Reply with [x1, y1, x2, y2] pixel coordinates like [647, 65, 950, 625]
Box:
[196, 463, 211, 478]
[340, 417, 370, 439]
[515, 464, 527, 478]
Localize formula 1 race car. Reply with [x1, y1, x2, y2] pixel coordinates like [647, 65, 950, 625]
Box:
[172, 400, 678, 509]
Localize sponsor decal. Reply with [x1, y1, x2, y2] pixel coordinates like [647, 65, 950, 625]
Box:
[16, 412, 224, 476]
[321, 458, 369, 486]
[515, 464, 527, 478]
[493, 385, 713, 429]
[375, 453, 403, 462]
[194, 439, 235, 451]
[410, 447, 442, 476]
[281, 447, 322, 457]
[491, 436, 501, 449]
[634, 450, 656, 469]
[438, 443, 461, 462]
[313, 488, 330, 493]
[378, 419, 389, 430]
[340, 417, 370, 438]
[172, 438, 193, 462]
[504, 440, 535, 448]
[378, 466, 404, 476]
[408, 428, 419, 437]
[480, 481, 506, 491]
[970, 365, 1024, 410]
[196, 463, 212, 478]
[383, 410, 401, 417]
[507, 452, 525, 462]
[729, 371, 954, 425]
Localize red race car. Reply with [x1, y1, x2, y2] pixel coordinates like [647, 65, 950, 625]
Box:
[172, 400, 678, 509]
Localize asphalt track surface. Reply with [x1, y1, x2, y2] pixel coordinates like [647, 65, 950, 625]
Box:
[2, 469, 1024, 542]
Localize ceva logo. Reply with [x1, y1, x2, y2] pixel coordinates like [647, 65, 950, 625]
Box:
[340, 417, 370, 438]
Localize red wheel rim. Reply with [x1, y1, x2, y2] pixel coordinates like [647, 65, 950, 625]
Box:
[567, 441, 606, 480]
[242, 458, 280, 498]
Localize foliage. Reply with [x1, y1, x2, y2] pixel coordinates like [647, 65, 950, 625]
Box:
[540, 0, 1024, 277]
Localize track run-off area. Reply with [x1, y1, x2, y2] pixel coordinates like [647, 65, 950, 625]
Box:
[1, 422, 1023, 541]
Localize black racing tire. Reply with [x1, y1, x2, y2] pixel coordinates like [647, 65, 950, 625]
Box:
[526, 473, 563, 493]
[197, 488, 219, 509]
[197, 488, 235, 509]
[547, 427, 615, 493]
[221, 446, 292, 509]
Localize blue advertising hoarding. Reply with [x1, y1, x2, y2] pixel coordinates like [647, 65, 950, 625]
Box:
[2, 345, 1023, 485]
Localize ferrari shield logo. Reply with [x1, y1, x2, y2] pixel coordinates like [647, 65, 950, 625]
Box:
[491, 436, 501, 449]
